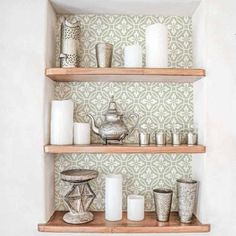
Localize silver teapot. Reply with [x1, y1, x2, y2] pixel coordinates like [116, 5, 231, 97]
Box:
[88, 96, 139, 144]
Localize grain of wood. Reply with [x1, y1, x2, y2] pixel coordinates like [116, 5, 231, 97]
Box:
[38, 211, 210, 233]
[44, 144, 206, 154]
[45, 68, 205, 83]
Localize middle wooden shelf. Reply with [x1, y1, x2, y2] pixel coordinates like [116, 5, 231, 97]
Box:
[44, 144, 206, 154]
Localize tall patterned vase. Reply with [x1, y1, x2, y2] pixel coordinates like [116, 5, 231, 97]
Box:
[60, 17, 80, 68]
[177, 179, 198, 223]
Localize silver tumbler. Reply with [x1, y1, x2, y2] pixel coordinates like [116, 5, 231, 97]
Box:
[187, 131, 198, 145]
[173, 132, 182, 145]
[139, 133, 150, 145]
[153, 188, 173, 222]
[155, 131, 166, 145]
[177, 179, 198, 223]
[181, 129, 188, 144]
[96, 43, 113, 67]
[60, 17, 80, 68]
[165, 130, 173, 144]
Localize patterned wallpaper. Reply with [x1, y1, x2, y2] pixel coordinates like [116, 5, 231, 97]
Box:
[55, 15, 193, 211]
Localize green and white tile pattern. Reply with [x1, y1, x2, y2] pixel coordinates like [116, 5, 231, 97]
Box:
[56, 15, 192, 68]
[55, 15, 193, 211]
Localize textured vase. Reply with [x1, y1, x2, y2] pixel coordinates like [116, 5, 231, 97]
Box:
[177, 179, 198, 223]
[153, 188, 173, 222]
[60, 17, 80, 68]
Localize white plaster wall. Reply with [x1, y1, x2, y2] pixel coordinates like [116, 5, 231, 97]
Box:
[0, 0, 236, 236]
[0, 0, 55, 235]
[192, 0, 236, 235]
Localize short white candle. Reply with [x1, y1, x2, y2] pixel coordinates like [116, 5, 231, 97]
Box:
[105, 174, 122, 221]
[124, 44, 142, 67]
[73, 122, 91, 144]
[145, 23, 168, 68]
[50, 100, 73, 145]
[127, 195, 144, 221]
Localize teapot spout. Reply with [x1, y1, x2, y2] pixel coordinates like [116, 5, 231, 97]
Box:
[87, 114, 99, 135]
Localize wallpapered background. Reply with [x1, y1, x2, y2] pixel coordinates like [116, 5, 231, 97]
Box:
[55, 15, 193, 211]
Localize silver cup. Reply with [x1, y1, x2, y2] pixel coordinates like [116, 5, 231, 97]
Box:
[96, 43, 113, 68]
[153, 188, 173, 222]
[155, 131, 166, 145]
[181, 130, 188, 144]
[139, 133, 150, 145]
[177, 179, 198, 223]
[173, 132, 182, 145]
[187, 132, 198, 145]
[165, 130, 173, 144]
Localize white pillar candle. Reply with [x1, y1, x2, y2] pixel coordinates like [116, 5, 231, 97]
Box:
[127, 195, 144, 221]
[105, 174, 122, 221]
[145, 23, 168, 68]
[50, 100, 73, 145]
[124, 44, 142, 67]
[73, 122, 91, 144]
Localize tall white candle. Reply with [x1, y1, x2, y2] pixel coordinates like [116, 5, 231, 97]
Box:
[50, 100, 73, 145]
[105, 174, 122, 221]
[73, 122, 91, 144]
[124, 44, 142, 67]
[127, 195, 144, 221]
[145, 23, 168, 68]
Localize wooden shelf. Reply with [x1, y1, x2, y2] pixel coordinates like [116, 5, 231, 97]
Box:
[38, 211, 210, 233]
[44, 144, 206, 154]
[46, 68, 205, 83]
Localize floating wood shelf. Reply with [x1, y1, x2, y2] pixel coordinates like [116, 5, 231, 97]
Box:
[46, 68, 205, 83]
[44, 144, 206, 154]
[38, 211, 210, 233]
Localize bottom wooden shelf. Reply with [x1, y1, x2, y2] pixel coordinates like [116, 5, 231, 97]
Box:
[38, 211, 210, 233]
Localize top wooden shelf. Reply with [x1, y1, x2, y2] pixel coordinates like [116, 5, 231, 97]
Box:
[46, 68, 205, 83]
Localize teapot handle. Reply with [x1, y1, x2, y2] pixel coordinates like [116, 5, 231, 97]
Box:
[126, 113, 139, 137]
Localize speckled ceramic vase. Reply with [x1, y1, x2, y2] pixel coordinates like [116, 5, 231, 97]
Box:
[177, 179, 198, 223]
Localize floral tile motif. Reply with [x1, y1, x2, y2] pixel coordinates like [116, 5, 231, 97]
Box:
[54, 82, 193, 211]
[55, 82, 193, 144]
[56, 15, 192, 68]
[55, 154, 192, 211]
[55, 15, 193, 211]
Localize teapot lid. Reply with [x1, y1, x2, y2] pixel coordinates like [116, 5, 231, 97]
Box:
[105, 96, 122, 116]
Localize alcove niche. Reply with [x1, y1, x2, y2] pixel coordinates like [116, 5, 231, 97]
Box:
[41, 0, 208, 233]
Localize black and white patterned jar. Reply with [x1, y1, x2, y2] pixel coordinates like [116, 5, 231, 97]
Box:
[60, 17, 80, 68]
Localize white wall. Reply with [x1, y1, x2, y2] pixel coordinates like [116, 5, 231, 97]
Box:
[0, 0, 236, 236]
[192, 0, 236, 235]
[0, 0, 55, 235]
